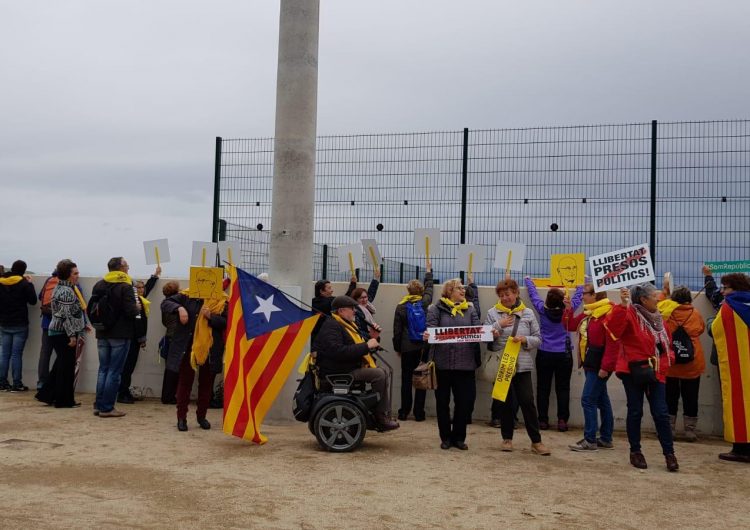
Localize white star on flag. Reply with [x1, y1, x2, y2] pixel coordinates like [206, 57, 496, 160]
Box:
[253, 294, 281, 322]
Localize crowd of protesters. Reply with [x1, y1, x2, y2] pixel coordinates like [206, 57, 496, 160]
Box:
[2, 256, 749, 469]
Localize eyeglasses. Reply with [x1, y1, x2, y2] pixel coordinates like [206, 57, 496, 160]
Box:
[358, 296, 368, 300]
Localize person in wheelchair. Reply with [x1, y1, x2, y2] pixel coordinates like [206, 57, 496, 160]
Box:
[312, 295, 399, 431]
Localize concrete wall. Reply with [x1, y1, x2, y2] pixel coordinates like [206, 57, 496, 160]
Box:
[19, 277, 724, 435]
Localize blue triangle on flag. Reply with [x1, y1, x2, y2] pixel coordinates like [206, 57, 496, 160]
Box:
[236, 267, 316, 339]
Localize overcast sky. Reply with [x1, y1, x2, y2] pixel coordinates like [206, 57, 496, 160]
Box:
[1, 0, 748, 279]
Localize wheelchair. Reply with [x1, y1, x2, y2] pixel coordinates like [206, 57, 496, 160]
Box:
[295, 350, 393, 453]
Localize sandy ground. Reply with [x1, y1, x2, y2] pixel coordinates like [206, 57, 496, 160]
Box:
[0, 391, 747, 530]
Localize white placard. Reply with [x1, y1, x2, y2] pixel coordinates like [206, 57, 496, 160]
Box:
[589, 243, 655, 293]
[427, 325, 494, 344]
[143, 239, 170, 266]
[191, 241, 218, 268]
[456, 244, 486, 274]
[218, 241, 238, 267]
[414, 228, 441, 257]
[361, 239, 382, 269]
[493, 241, 527, 271]
[337, 243, 364, 275]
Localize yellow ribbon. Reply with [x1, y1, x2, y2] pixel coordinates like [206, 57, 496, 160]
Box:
[139, 296, 151, 318]
[74, 285, 87, 310]
[103, 271, 133, 284]
[441, 297, 469, 316]
[399, 294, 423, 305]
[190, 295, 228, 371]
[332, 313, 376, 368]
[494, 301, 527, 315]
[492, 339, 522, 402]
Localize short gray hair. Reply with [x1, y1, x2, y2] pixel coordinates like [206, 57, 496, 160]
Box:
[629, 283, 657, 305]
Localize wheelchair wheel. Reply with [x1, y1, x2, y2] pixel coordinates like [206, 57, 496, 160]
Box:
[313, 401, 366, 452]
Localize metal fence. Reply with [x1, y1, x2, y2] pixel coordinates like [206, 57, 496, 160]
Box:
[213, 120, 750, 289]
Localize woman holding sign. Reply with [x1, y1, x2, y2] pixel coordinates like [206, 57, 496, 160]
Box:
[485, 279, 549, 455]
[425, 278, 490, 450]
[602, 283, 679, 472]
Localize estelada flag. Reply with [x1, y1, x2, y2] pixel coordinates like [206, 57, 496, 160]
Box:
[711, 291, 750, 443]
[223, 266, 319, 444]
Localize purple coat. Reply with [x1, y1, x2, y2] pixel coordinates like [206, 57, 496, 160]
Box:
[524, 278, 583, 356]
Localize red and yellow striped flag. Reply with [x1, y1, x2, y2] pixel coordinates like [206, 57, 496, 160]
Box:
[223, 266, 319, 444]
[712, 298, 750, 443]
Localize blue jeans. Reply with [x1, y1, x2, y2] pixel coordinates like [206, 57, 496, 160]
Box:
[95, 338, 130, 412]
[0, 326, 30, 386]
[620, 374, 674, 455]
[581, 370, 613, 443]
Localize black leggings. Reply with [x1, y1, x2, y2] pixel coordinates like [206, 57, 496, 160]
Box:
[665, 376, 700, 417]
[496, 371, 541, 443]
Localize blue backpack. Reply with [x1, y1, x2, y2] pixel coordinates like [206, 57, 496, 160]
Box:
[405, 301, 427, 342]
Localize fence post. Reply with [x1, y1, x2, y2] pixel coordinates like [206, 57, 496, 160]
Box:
[460, 127, 469, 284]
[212, 137, 223, 243]
[650, 120, 657, 267]
[399, 262, 404, 284]
[322, 244, 328, 279]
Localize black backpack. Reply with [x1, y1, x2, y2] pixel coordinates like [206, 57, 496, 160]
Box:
[671, 310, 695, 364]
[292, 371, 317, 422]
[87, 284, 118, 331]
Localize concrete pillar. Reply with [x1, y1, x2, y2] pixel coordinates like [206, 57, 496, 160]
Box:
[269, 0, 319, 297]
[267, 0, 320, 421]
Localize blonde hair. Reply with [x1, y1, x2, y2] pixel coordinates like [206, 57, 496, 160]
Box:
[441, 278, 464, 298]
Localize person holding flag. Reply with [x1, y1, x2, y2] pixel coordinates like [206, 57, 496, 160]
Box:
[711, 273, 750, 463]
[313, 295, 399, 431]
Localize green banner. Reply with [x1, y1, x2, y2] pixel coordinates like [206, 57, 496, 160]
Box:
[705, 260, 750, 274]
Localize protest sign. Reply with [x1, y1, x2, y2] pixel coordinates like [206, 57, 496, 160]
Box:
[218, 241, 238, 267]
[191, 241, 218, 268]
[188, 267, 224, 299]
[493, 241, 526, 271]
[427, 325, 494, 344]
[550, 253, 586, 288]
[589, 244, 655, 292]
[456, 244, 486, 274]
[361, 239, 382, 270]
[705, 260, 750, 274]
[143, 239, 170, 266]
[337, 243, 364, 276]
[414, 228, 441, 258]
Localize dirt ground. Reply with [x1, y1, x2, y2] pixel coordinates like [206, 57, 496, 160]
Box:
[0, 392, 747, 530]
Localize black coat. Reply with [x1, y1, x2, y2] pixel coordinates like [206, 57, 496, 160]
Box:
[0, 277, 37, 327]
[312, 317, 370, 377]
[161, 293, 227, 374]
[91, 280, 140, 340]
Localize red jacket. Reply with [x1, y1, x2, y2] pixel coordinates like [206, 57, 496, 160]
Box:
[601, 304, 674, 382]
[566, 310, 619, 371]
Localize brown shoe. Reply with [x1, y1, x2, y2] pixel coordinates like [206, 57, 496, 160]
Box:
[718, 452, 750, 463]
[665, 453, 679, 472]
[630, 452, 648, 469]
[99, 409, 126, 418]
[501, 439, 513, 452]
[375, 413, 400, 432]
[531, 442, 551, 456]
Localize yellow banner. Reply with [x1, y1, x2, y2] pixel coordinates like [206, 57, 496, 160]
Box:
[491, 340, 521, 402]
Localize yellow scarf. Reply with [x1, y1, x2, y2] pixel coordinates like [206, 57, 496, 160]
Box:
[494, 301, 527, 315]
[139, 296, 151, 317]
[441, 297, 470, 316]
[0, 275, 23, 286]
[74, 285, 87, 310]
[190, 295, 228, 371]
[103, 271, 133, 284]
[657, 299, 680, 319]
[332, 313, 376, 368]
[399, 294, 423, 305]
[584, 299, 613, 319]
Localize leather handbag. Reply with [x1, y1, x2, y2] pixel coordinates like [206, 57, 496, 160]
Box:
[413, 349, 437, 390]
